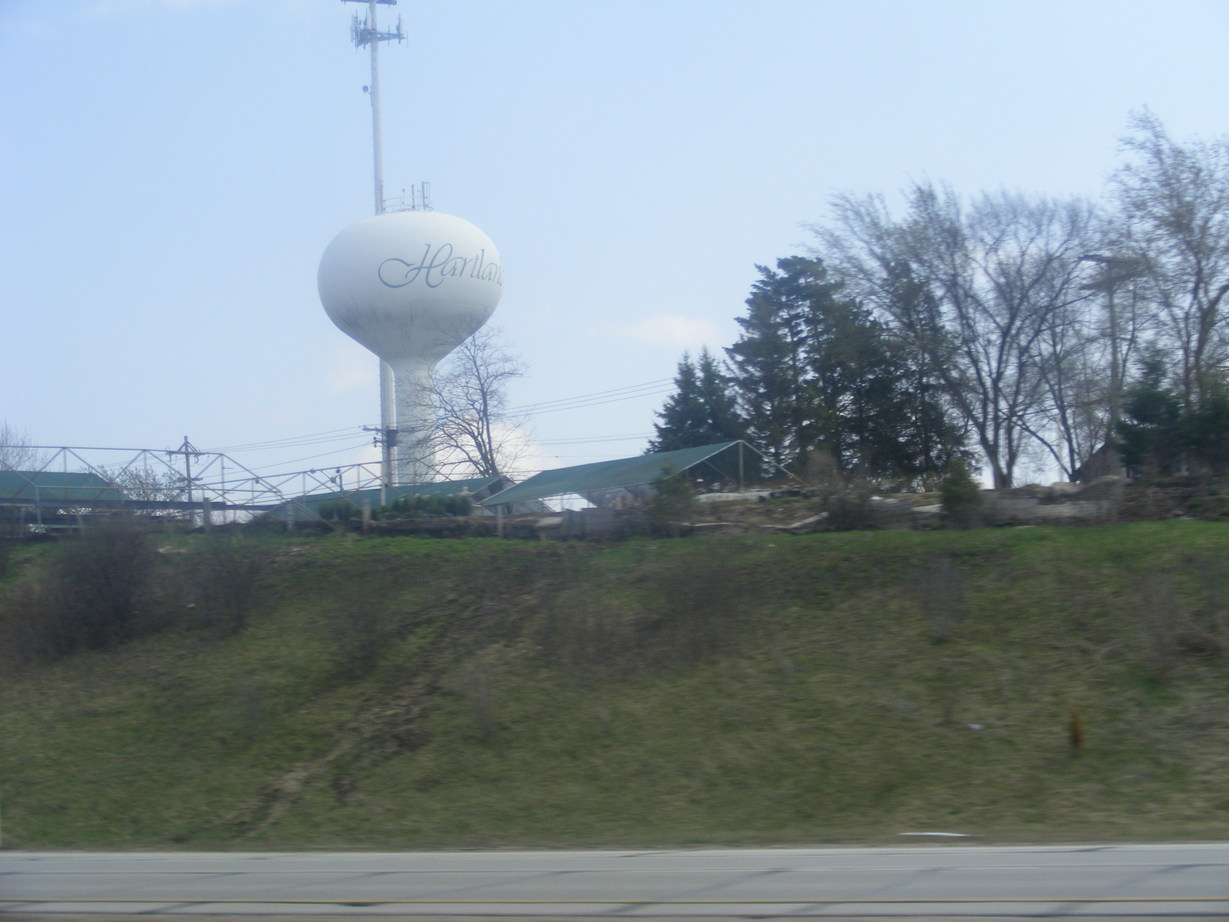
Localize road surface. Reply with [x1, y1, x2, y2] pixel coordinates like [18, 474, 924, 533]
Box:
[3, 843, 1228, 918]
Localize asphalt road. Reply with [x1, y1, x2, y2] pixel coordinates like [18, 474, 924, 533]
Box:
[2, 844, 1228, 918]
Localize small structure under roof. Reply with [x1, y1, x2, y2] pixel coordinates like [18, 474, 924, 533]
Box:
[481, 441, 781, 509]
[0, 469, 132, 532]
[277, 475, 513, 519]
[0, 470, 127, 507]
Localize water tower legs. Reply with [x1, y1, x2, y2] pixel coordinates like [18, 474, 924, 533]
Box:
[391, 361, 436, 486]
[379, 359, 396, 487]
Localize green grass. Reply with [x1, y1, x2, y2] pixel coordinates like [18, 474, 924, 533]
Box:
[2, 522, 1228, 849]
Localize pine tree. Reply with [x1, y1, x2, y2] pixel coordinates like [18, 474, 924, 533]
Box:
[725, 257, 830, 466]
[725, 256, 964, 482]
[1115, 352, 1184, 476]
[940, 460, 983, 528]
[649, 349, 744, 453]
[1114, 351, 1229, 477]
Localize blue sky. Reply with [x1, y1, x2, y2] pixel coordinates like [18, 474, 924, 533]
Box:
[2, 0, 1226, 480]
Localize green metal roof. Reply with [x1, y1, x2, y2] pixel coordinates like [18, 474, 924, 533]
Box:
[0, 470, 126, 505]
[481, 441, 767, 506]
[286, 476, 508, 516]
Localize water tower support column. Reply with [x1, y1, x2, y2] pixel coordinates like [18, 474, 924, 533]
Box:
[380, 360, 396, 485]
[391, 361, 436, 485]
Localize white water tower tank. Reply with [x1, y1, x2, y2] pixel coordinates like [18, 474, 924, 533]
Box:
[318, 210, 503, 484]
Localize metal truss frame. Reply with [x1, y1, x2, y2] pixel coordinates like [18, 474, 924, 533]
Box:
[0, 446, 390, 522]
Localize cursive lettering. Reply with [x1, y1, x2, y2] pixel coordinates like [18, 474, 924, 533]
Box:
[378, 243, 503, 290]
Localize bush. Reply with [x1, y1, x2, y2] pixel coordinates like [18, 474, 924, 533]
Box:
[1, 518, 161, 662]
[0, 573, 61, 666]
[317, 500, 357, 522]
[647, 466, 696, 537]
[329, 586, 402, 678]
[374, 493, 472, 520]
[940, 461, 982, 528]
[50, 517, 158, 650]
[825, 492, 874, 531]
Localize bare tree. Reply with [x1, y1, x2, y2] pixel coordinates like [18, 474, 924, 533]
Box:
[429, 327, 527, 479]
[1026, 235, 1156, 480]
[0, 421, 45, 471]
[820, 184, 1099, 487]
[51, 517, 157, 650]
[105, 466, 188, 507]
[1055, 250, 1152, 476]
[1113, 111, 1229, 407]
[1028, 291, 1105, 478]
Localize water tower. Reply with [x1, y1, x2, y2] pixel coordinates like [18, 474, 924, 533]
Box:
[318, 211, 502, 485]
[322, 0, 503, 486]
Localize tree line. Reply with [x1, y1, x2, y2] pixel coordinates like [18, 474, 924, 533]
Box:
[650, 112, 1229, 489]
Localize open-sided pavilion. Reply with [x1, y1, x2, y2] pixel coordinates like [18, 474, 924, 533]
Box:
[481, 440, 785, 510]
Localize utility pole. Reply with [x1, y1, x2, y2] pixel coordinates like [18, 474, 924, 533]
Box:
[343, 0, 404, 488]
[167, 436, 202, 504]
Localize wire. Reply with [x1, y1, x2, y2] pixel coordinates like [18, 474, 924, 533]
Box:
[205, 377, 676, 483]
[215, 428, 367, 452]
[216, 378, 673, 457]
[533, 433, 651, 446]
[504, 378, 673, 416]
[250, 440, 374, 472]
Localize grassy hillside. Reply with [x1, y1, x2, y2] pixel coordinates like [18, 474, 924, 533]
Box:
[2, 520, 1228, 849]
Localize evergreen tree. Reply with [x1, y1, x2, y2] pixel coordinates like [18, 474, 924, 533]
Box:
[811, 298, 911, 475]
[725, 256, 965, 483]
[725, 257, 831, 466]
[1115, 351, 1229, 477]
[649, 349, 744, 452]
[1182, 384, 1229, 475]
[1115, 352, 1184, 476]
[940, 460, 983, 528]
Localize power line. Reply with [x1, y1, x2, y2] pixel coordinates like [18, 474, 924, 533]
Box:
[213, 377, 675, 459]
[250, 440, 376, 473]
[504, 378, 673, 417]
[216, 428, 367, 452]
[533, 433, 651, 446]
[203, 376, 676, 482]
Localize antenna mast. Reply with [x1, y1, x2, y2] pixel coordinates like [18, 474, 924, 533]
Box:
[343, 0, 404, 487]
[346, 0, 404, 215]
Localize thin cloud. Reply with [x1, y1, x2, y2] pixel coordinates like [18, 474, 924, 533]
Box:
[602, 314, 723, 350]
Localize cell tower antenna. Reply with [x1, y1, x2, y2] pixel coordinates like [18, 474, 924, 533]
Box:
[342, 0, 404, 487]
[344, 0, 404, 216]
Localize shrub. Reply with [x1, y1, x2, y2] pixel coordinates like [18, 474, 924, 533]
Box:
[1, 517, 163, 662]
[329, 588, 399, 678]
[50, 517, 158, 650]
[940, 461, 982, 528]
[317, 500, 357, 522]
[0, 573, 62, 666]
[825, 492, 874, 531]
[647, 466, 696, 537]
[374, 493, 472, 520]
